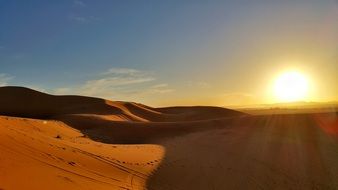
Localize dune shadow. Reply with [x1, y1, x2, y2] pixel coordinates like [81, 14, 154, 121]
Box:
[146, 114, 338, 190]
[56, 114, 243, 144]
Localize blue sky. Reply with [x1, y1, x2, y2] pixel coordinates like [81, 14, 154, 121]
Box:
[0, 0, 337, 106]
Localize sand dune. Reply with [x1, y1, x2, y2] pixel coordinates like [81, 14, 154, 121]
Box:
[0, 86, 243, 122]
[0, 86, 337, 190]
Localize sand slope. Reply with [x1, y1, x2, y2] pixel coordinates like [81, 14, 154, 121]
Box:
[0, 86, 337, 190]
[0, 116, 164, 190]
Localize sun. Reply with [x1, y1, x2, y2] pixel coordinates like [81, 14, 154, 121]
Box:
[273, 71, 309, 102]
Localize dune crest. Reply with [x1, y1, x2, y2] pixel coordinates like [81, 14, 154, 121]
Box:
[0, 86, 244, 121]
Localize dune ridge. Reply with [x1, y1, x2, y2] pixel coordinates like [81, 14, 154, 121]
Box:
[0, 86, 244, 122]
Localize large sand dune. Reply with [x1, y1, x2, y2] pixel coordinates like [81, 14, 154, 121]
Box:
[0, 86, 337, 190]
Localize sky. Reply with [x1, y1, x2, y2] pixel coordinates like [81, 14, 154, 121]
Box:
[0, 0, 337, 107]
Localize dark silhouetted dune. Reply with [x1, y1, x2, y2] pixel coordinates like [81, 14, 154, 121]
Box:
[0, 86, 244, 122]
[0, 86, 122, 118]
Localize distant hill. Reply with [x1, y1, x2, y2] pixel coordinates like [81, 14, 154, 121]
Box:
[0, 86, 245, 122]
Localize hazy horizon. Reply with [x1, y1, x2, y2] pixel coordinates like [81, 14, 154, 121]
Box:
[1, 0, 337, 106]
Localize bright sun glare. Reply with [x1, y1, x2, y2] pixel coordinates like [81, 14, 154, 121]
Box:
[274, 71, 309, 102]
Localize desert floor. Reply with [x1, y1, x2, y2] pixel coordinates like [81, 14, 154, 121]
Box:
[0, 87, 337, 190]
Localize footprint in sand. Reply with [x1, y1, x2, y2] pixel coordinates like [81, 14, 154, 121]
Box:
[68, 161, 76, 166]
[57, 175, 73, 183]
